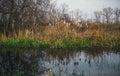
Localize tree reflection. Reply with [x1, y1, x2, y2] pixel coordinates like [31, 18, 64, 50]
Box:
[0, 48, 120, 76]
[0, 49, 51, 76]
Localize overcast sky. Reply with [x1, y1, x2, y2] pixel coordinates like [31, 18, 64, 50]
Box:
[57, 0, 120, 15]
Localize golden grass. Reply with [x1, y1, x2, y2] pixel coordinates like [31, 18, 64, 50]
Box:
[42, 22, 78, 42]
[0, 22, 120, 48]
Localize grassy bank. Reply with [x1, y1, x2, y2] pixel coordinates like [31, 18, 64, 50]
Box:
[0, 23, 120, 49]
[0, 35, 119, 49]
[0, 37, 49, 48]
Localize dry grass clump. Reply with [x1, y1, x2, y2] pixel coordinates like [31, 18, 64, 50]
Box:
[42, 22, 78, 42]
[0, 22, 120, 48]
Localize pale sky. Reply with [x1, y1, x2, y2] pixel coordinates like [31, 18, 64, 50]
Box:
[57, 0, 120, 15]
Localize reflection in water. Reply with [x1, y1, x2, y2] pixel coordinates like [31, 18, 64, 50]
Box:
[0, 49, 50, 76]
[0, 49, 120, 76]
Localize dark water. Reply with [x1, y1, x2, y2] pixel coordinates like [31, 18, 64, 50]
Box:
[0, 49, 120, 76]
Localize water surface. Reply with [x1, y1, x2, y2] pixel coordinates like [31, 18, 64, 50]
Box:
[0, 48, 120, 76]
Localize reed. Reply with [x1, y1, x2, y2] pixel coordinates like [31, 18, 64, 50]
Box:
[0, 22, 119, 49]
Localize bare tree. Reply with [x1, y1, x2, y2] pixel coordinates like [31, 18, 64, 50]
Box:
[60, 3, 69, 21]
[114, 8, 120, 23]
[47, 0, 61, 25]
[74, 9, 82, 22]
[69, 10, 74, 21]
[0, 0, 53, 35]
[94, 11, 102, 23]
[102, 7, 113, 23]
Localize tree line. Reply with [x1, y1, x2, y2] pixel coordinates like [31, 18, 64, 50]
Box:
[0, 0, 120, 35]
[0, 0, 59, 35]
[94, 7, 120, 24]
